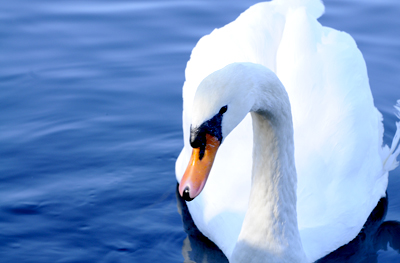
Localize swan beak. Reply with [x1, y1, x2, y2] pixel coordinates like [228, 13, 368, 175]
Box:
[179, 134, 220, 201]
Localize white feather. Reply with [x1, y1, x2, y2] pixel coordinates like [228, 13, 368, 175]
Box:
[175, 0, 400, 262]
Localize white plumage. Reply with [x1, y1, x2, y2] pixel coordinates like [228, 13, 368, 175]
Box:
[175, 0, 400, 262]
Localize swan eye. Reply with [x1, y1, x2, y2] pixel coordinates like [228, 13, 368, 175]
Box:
[219, 105, 228, 115]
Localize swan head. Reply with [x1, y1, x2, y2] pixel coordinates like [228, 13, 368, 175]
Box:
[179, 63, 265, 201]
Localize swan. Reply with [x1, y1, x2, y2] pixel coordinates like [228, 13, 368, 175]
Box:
[175, 0, 400, 262]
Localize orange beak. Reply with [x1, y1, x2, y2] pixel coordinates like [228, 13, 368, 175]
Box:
[179, 134, 220, 201]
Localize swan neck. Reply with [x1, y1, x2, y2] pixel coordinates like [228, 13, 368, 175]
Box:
[231, 75, 307, 262]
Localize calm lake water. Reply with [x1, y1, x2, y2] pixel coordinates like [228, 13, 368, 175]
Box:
[1, 0, 399, 262]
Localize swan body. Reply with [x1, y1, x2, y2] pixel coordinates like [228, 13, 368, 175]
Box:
[175, 0, 400, 262]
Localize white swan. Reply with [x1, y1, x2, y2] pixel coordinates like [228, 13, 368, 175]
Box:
[175, 0, 400, 262]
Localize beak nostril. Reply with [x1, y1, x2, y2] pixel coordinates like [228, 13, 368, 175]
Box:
[182, 186, 194, 202]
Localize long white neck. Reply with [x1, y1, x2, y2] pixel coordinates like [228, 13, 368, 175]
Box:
[230, 70, 308, 263]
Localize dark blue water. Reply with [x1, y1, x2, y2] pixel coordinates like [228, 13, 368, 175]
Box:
[0, 0, 399, 262]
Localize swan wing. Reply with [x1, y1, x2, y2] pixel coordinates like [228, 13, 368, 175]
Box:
[276, 7, 389, 261]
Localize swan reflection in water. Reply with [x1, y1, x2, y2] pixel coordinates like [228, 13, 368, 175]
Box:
[176, 185, 400, 263]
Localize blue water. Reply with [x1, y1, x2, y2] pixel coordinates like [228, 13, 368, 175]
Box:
[0, 0, 399, 262]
